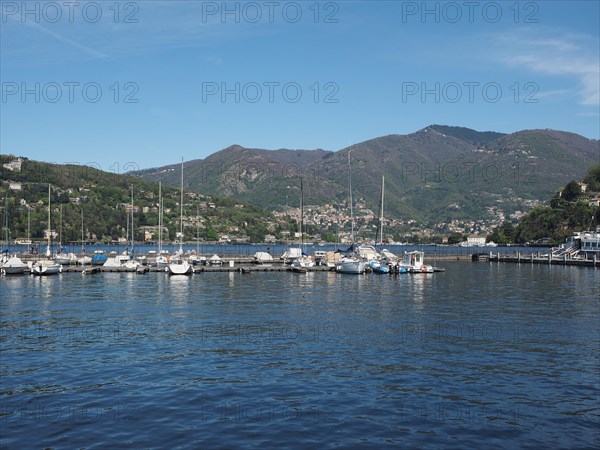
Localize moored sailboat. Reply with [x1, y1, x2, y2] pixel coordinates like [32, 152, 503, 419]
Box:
[77, 206, 92, 265]
[31, 259, 62, 275]
[154, 182, 169, 269]
[336, 151, 365, 274]
[0, 196, 28, 275]
[167, 160, 192, 275]
[32, 185, 62, 275]
[335, 254, 365, 274]
[291, 177, 314, 272]
[53, 205, 73, 265]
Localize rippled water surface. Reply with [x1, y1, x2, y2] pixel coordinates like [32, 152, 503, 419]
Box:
[1, 262, 599, 449]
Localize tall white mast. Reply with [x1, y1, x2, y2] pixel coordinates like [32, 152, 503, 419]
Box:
[347, 151, 355, 245]
[59, 204, 63, 251]
[81, 204, 84, 254]
[158, 181, 162, 254]
[378, 175, 385, 245]
[130, 186, 134, 254]
[3, 195, 7, 253]
[300, 177, 304, 251]
[179, 158, 184, 253]
[46, 184, 51, 257]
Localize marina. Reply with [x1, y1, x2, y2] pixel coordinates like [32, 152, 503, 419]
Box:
[2, 254, 449, 274]
[3, 237, 599, 275]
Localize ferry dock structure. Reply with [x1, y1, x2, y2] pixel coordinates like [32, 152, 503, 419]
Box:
[474, 251, 599, 268]
[473, 231, 600, 268]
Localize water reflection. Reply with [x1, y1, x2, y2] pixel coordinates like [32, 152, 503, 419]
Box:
[407, 273, 430, 304]
[33, 274, 62, 299]
[288, 271, 316, 290]
[166, 274, 192, 304]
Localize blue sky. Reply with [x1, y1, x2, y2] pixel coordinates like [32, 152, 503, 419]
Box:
[1, 1, 599, 171]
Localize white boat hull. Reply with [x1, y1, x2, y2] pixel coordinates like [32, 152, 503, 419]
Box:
[31, 262, 62, 275]
[167, 260, 193, 275]
[291, 256, 315, 270]
[2, 266, 28, 275]
[335, 258, 365, 274]
[400, 251, 434, 273]
[54, 254, 76, 265]
[1, 257, 28, 275]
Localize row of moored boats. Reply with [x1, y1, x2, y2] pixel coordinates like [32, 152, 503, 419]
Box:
[276, 244, 436, 274]
[0, 249, 228, 276]
[1, 246, 436, 276]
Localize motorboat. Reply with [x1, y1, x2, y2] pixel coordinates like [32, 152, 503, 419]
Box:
[398, 251, 434, 273]
[369, 260, 389, 274]
[91, 251, 108, 266]
[1, 256, 29, 275]
[188, 254, 206, 266]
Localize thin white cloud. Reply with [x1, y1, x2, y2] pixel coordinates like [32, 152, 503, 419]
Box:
[0, 1, 253, 63]
[6, 12, 106, 59]
[535, 88, 573, 99]
[493, 30, 599, 105]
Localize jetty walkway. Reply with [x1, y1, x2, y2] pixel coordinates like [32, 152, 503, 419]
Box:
[473, 252, 599, 268]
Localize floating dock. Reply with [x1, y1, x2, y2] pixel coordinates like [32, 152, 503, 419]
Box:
[474, 252, 599, 268]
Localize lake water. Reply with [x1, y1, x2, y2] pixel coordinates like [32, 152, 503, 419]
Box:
[1, 261, 598, 449]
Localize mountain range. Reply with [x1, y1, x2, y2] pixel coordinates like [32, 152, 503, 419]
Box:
[131, 125, 599, 224]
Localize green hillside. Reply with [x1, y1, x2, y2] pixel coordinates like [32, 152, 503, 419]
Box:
[488, 163, 600, 245]
[132, 126, 599, 224]
[0, 156, 273, 244]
